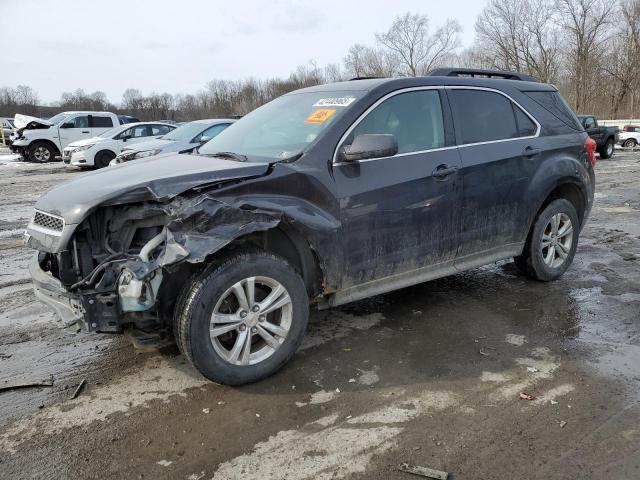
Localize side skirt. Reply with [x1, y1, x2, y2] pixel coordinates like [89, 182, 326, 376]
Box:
[320, 243, 524, 309]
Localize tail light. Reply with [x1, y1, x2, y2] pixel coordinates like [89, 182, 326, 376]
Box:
[585, 137, 597, 167]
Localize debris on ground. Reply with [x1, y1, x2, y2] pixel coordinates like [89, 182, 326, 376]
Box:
[479, 349, 490, 356]
[559, 420, 567, 428]
[398, 462, 449, 479]
[202, 408, 211, 414]
[0, 375, 54, 392]
[71, 378, 86, 399]
[0, 353, 12, 359]
[156, 460, 172, 467]
[526, 367, 539, 373]
[519, 392, 536, 400]
[550, 399, 559, 405]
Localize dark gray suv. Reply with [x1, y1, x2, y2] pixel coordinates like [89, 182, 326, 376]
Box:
[26, 68, 596, 385]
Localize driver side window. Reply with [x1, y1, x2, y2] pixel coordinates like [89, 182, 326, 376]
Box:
[67, 115, 89, 128]
[583, 117, 596, 129]
[346, 90, 445, 155]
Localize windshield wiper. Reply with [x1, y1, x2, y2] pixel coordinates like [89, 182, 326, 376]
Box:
[202, 151, 248, 162]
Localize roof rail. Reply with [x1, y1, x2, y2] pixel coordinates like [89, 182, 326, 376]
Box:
[428, 68, 538, 82]
[348, 76, 380, 81]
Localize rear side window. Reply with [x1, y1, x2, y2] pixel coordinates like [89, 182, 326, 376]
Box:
[524, 91, 582, 131]
[513, 106, 537, 136]
[91, 116, 114, 128]
[151, 125, 173, 135]
[449, 90, 524, 144]
[348, 90, 445, 154]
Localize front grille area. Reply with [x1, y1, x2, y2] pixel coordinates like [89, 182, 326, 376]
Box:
[33, 211, 64, 232]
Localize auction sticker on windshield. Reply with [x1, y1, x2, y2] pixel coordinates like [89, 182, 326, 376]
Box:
[313, 97, 356, 107]
[305, 109, 336, 125]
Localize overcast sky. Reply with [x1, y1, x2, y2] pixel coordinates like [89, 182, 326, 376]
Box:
[0, 0, 488, 104]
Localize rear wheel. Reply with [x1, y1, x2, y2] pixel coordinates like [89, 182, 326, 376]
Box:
[94, 150, 116, 168]
[174, 250, 309, 385]
[600, 138, 614, 159]
[28, 142, 56, 162]
[514, 199, 579, 281]
[623, 138, 637, 148]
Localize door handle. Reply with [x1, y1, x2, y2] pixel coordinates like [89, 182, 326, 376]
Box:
[523, 146, 542, 157]
[432, 164, 458, 180]
[82, 130, 90, 133]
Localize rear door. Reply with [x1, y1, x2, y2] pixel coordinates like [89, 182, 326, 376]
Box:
[90, 114, 115, 137]
[334, 88, 462, 286]
[447, 87, 541, 258]
[58, 114, 91, 148]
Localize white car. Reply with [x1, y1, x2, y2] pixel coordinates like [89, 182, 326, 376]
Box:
[10, 111, 131, 162]
[618, 125, 640, 148]
[63, 122, 176, 168]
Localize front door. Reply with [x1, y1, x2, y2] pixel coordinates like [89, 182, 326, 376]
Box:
[333, 88, 462, 288]
[58, 114, 91, 148]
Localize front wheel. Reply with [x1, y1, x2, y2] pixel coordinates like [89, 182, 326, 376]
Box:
[28, 142, 56, 162]
[623, 138, 637, 148]
[174, 251, 309, 385]
[94, 150, 116, 168]
[600, 138, 614, 159]
[514, 199, 579, 281]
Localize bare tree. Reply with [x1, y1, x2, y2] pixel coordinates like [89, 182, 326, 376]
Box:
[601, 0, 640, 117]
[558, 0, 615, 113]
[376, 13, 461, 76]
[475, 0, 561, 82]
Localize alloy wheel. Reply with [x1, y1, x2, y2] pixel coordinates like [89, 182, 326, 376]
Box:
[33, 146, 50, 161]
[209, 276, 292, 366]
[541, 213, 573, 268]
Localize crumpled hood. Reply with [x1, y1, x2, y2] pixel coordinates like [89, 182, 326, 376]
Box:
[35, 153, 271, 224]
[14, 114, 53, 130]
[68, 136, 107, 148]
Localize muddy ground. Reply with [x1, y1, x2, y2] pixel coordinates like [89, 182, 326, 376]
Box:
[0, 150, 638, 480]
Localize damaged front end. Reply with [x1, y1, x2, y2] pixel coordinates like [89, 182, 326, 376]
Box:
[27, 191, 282, 338]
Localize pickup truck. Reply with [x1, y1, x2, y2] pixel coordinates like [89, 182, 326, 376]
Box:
[10, 111, 138, 162]
[577, 115, 619, 159]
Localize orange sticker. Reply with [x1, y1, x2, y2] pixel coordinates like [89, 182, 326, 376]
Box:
[305, 108, 336, 125]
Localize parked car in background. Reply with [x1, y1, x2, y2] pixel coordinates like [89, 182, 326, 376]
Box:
[577, 115, 619, 158]
[27, 68, 595, 385]
[63, 122, 176, 168]
[111, 119, 234, 164]
[10, 111, 136, 162]
[118, 115, 142, 125]
[618, 124, 640, 147]
[1, 117, 14, 145]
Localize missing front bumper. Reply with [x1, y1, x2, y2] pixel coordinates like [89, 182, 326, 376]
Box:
[29, 254, 122, 332]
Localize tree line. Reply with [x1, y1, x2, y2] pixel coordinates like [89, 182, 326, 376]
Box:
[1, 0, 638, 121]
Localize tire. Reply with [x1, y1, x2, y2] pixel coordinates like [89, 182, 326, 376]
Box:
[600, 138, 614, 159]
[514, 199, 579, 281]
[28, 141, 56, 162]
[623, 138, 637, 148]
[94, 150, 116, 169]
[174, 250, 309, 385]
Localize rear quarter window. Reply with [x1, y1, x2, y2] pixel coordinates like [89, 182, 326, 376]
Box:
[524, 91, 582, 131]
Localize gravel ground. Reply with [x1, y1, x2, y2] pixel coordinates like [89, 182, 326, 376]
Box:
[0, 150, 638, 480]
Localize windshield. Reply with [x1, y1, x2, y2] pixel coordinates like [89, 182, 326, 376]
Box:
[48, 113, 71, 125]
[162, 121, 209, 141]
[199, 91, 363, 160]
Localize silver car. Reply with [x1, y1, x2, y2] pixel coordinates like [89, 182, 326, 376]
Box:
[111, 119, 234, 165]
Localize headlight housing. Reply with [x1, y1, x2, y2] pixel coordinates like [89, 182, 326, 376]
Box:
[74, 144, 95, 152]
[134, 149, 162, 159]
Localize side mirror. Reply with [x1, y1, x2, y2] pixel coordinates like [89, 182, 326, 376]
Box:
[60, 122, 74, 129]
[340, 134, 398, 162]
[199, 135, 211, 144]
[121, 134, 131, 141]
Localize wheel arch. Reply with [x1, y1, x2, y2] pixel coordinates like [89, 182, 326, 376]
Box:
[94, 148, 117, 165]
[29, 139, 60, 156]
[533, 179, 587, 231]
